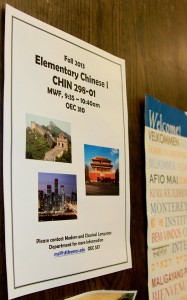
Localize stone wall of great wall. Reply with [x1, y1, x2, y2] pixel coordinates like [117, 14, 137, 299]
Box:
[31, 121, 46, 136]
[30, 121, 69, 161]
[31, 121, 56, 145]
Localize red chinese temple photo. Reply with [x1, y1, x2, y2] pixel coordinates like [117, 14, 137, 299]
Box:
[89, 156, 115, 182]
[84, 144, 119, 196]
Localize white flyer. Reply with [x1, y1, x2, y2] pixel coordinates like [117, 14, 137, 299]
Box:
[3, 5, 131, 299]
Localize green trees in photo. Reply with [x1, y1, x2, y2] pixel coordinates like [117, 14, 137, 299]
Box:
[26, 128, 51, 160]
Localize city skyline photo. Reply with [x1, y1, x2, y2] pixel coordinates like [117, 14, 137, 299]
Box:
[38, 172, 77, 222]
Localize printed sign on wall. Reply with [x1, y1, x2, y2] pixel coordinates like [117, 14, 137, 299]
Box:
[145, 95, 187, 300]
[3, 5, 131, 299]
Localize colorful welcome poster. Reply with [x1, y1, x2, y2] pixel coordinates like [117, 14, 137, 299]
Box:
[145, 95, 187, 300]
[3, 5, 131, 299]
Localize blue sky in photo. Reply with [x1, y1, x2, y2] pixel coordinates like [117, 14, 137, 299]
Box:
[38, 173, 77, 195]
[26, 113, 71, 135]
[84, 144, 119, 171]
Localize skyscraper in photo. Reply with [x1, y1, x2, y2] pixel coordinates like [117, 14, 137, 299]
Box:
[54, 178, 58, 194]
[47, 184, 52, 194]
[60, 185, 65, 209]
